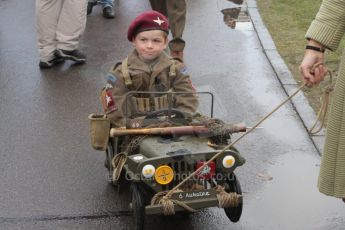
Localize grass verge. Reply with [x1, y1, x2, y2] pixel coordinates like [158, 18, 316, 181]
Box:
[256, 0, 345, 125]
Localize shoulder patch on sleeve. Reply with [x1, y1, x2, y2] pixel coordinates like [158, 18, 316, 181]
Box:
[100, 88, 117, 113]
[179, 65, 188, 75]
[106, 73, 118, 85]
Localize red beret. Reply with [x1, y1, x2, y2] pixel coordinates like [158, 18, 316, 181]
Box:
[127, 10, 169, 41]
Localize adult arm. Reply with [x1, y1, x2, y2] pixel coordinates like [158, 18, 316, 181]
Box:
[300, 0, 345, 86]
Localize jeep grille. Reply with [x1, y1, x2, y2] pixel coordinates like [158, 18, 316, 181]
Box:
[159, 160, 215, 191]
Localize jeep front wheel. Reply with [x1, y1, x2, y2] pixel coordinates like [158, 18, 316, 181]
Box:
[224, 174, 243, 222]
[131, 183, 145, 230]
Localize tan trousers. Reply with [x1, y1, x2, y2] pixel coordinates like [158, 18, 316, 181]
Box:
[36, 0, 87, 62]
[149, 0, 186, 52]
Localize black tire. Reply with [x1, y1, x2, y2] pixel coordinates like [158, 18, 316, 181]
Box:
[131, 183, 145, 230]
[224, 174, 243, 222]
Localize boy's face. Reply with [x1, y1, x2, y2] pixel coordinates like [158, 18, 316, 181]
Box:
[132, 30, 168, 61]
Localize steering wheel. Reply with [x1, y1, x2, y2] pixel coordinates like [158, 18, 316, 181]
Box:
[144, 108, 187, 120]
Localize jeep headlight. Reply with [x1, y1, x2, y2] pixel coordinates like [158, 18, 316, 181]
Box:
[222, 155, 235, 168]
[154, 165, 174, 185]
[142, 164, 155, 178]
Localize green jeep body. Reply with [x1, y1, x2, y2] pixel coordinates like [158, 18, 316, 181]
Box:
[104, 91, 245, 230]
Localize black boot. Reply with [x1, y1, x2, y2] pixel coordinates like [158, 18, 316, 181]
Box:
[55, 49, 86, 64]
[103, 6, 115, 19]
[87, 0, 98, 15]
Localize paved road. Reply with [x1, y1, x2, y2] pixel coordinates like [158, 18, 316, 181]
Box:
[0, 0, 344, 229]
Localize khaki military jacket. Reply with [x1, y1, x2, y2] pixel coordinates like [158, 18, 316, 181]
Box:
[100, 50, 198, 127]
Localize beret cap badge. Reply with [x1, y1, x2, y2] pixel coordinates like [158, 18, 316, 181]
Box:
[153, 17, 165, 26]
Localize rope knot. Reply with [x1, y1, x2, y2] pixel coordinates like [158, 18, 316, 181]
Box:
[159, 196, 176, 215]
[215, 185, 241, 208]
[150, 190, 197, 215]
[324, 85, 333, 93]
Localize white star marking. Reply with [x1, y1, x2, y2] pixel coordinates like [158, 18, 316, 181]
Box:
[153, 17, 165, 26]
[199, 165, 211, 176]
[106, 95, 112, 105]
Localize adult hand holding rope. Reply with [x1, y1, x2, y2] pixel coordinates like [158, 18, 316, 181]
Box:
[299, 39, 328, 87]
[300, 46, 334, 135]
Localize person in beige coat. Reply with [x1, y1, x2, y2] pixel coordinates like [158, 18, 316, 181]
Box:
[299, 0, 345, 203]
[36, 0, 87, 68]
[100, 10, 198, 127]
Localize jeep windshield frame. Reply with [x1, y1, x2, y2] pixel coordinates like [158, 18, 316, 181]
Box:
[124, 91, 214, 128]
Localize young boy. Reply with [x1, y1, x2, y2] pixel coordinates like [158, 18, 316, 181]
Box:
[100, 10, 198, 127]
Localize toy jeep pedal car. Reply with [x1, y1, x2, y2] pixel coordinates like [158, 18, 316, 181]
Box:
[90, 91, 245, 230]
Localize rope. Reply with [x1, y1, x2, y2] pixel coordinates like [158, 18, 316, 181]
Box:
[150, 190, 197, 215]
[111, 135, 148, 183]
[309, 70, 334, 135]
[151, 190, 170, 205]
[214, 185, 241, 208]
[150, 185, 242, 214]
[111, 123, 172, 183]
[112, 152, 127, 183]
[159, 197, 176, 215]
[162, 83, 306, 199]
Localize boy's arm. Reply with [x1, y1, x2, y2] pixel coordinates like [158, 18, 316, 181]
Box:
[172, 62, 199, 114]
[100, 65, 128, 127]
